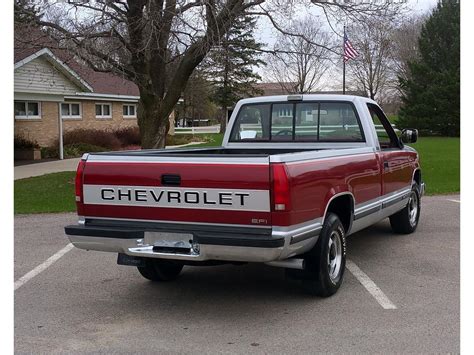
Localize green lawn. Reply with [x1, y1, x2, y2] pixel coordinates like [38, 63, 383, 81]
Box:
[15, 172, 76, 214]
[387, 115, 399, 124]
[188, 133, 224, 147]
[14, 135, 459, 214]
[408, 137, 459, 195]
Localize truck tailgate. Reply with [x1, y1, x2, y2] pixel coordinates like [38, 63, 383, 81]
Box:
[78, 154, 272, 227]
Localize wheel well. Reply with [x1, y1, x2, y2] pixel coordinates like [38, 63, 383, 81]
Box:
[325, 194, 354, 233]
[413, 170, 421, 186]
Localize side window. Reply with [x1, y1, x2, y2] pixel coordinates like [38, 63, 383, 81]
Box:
[230, 104, 270, 141]
[367, 104, 399, 149]
[319, 102, 364, 142]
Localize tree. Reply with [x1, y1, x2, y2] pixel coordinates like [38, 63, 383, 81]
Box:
[206, 15, 264, 133]
[391, 15, 426, 87]
[179, 71, 217, 126]
[398, 0, 460, 136]
[15, 0, 403, 148]
[345, 18, 395, 100]
[15, 0, 266, 148]
[266, 16, 332, 94]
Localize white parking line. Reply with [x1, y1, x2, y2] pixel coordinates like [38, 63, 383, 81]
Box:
[447, 199, 460, 203]
[346, 259, 397, 310]
[14, 243, 74, 291]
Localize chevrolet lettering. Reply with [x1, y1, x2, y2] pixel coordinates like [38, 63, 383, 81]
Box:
[65, 95, 424, 297]
[84, 185, 266, 211]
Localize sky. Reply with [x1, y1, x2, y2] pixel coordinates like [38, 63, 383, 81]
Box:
[254, 0, 439, 87]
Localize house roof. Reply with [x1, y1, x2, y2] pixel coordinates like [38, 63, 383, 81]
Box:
[14, 25, 139, 97]
[255, 82, 296, 96]
[15, 48, 94, 92]
[255, 82, 366, 97]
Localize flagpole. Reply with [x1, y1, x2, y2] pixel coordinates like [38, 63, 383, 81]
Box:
[343, 25, 346, 95]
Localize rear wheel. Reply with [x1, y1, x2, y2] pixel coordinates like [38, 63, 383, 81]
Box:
[389, 183, 421, 234]
[302, 213, 346, 297]
[137, 259, 184, 282]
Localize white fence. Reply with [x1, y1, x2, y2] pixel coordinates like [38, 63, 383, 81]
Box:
[174, 125, 220, 134]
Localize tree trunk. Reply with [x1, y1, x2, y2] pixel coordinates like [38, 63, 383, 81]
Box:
[138, 93, 169, 149]
[219, 107, 227, 134]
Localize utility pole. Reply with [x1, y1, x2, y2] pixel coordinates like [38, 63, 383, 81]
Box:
[343, 25, 346, 95]
[58, 102, 64, 160]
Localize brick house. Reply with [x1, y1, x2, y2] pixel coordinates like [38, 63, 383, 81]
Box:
[14, 28, 141, 147]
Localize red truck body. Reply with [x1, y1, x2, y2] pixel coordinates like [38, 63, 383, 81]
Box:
[65, 95, 424, 297]
[75, 150, 417, 227]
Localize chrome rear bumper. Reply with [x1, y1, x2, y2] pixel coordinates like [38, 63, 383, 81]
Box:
[65, 218, 322, 263]
[67, 234, 284, 262]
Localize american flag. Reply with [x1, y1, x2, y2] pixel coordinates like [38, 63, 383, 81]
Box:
[344, 33, 358, 62]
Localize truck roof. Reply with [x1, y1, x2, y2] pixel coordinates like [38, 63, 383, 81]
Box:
[238, 94, 377, 105]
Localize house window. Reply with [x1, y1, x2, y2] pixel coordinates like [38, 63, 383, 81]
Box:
[14, 101, 41, 119]
[278, 107, 292, 118]
[61, 102, 82, 119]
[95, 103, 112, 119]
[123, 104, 137, 118]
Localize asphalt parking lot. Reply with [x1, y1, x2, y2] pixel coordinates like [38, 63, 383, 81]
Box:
[14, 195, 460, 354]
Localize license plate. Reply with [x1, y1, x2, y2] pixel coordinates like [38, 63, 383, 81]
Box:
[144, 232, 193, 248]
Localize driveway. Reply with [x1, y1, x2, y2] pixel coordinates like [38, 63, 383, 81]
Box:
[14, 195, 460, 353]
[14, 158, 80, 180]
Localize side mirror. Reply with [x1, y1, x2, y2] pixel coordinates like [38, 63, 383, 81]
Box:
[400, 128, 418, 144]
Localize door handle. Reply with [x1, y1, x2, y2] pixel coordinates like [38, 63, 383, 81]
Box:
[383, 161, 389, 170]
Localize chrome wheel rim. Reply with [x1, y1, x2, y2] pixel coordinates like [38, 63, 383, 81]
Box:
[408, 191, 419, 227]
[327, 231, 343, 283]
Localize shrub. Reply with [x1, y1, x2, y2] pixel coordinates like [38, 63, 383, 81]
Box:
[40, 146, 58, 159]
[114, 126, 141, 146]
[63, 143, 107, 158]
[42, 143, 107, 159]
[60, 128, 122, 149]
[14, 134, 40, 149]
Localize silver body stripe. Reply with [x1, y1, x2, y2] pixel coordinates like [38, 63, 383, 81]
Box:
[81, 187, 410, 232]
[354, 187, 411, 216]
[83, 185, 271, 212]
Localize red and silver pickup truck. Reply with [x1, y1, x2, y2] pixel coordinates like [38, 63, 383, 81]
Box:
[65, 94, 424, 297]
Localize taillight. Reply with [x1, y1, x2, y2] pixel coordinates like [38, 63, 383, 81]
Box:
[75, 159, 86, 203]
[271, 163, 291, 212]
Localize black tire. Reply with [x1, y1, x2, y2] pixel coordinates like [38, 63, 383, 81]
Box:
[302, 213, 346, 297]
[389, 183, 421, 234]
[137, 259, 184, 282]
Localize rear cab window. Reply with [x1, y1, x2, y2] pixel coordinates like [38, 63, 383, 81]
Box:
[230, 101, 365, 143]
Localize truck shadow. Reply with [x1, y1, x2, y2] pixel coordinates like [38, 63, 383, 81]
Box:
[347, 219, 413, 256]
[106, 220, 405, 321]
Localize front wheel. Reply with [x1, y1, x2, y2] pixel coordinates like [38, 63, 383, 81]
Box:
[137, 259, 184, 282]
[389, 184, 421, 234]
[302, 213, 346, 297]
